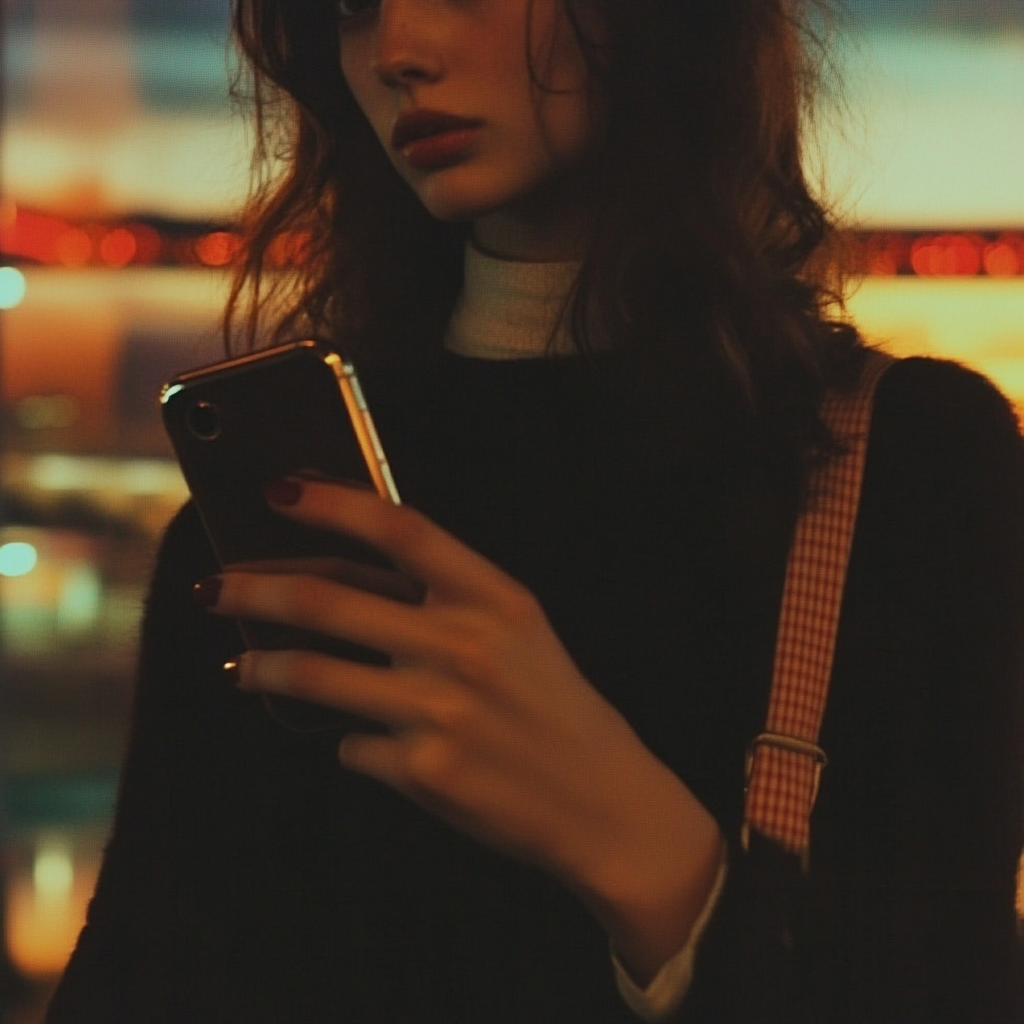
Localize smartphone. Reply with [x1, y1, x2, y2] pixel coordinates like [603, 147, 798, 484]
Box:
[161, 339, 418, 732]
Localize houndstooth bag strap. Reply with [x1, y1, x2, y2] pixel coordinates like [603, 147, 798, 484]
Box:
[742, 349, 895, 870]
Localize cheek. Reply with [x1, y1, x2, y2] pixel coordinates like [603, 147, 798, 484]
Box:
[524, 9, 598, 163]
[340, 39, 386, 143]
[540, 93, 596, 167]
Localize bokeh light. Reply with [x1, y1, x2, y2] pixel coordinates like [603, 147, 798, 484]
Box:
[54, 228, 93, 268]
[910, 235, 984, 277]
[0, 265, 28, 308]
[0, 542, 39, 578]
[194, 231, 240, 267]
[34, 845, 74, 902]
[56, 563, 103, 633]
[98, 228, 137, 268]
[983, 241, 1021, 279]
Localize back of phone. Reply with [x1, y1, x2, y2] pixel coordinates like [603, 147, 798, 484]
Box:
[160, 341, 403, 733]
[161, 340, 397, 569]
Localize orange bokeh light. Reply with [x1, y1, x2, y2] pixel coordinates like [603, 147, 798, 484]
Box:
[910, 234, 983, 277]
[1, 208, 69, 263]
[983, 237, 1023, 278]
[194, 231, 241, 267]
[983, 243, 1019, 278]
[54, 229, 93, 268]
[5, 855, 100, 979]
[98, 228, 137, 268]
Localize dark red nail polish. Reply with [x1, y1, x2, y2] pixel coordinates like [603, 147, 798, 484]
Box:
[223, 660, 241, 685]
[265, 478, 304, 507]
[192, 576, 223, 608]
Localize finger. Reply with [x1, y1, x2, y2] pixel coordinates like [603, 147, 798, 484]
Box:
[337, 732, 408, 788]
[210, 572, 438, 662]
[265, 478, 512, 603]
[225, 556, 425, 605]
[235, 649, 430, 726]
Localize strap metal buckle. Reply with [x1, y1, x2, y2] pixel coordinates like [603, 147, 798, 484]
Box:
[742, 732, 828, 868]
[744, 731, 828, 790]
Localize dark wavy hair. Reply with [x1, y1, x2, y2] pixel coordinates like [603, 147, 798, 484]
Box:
[228, 0, 865, 513]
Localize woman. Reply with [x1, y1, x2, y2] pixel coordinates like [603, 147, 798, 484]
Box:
[48, 1, 1023, 1021]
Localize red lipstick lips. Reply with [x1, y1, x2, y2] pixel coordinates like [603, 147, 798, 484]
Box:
[392, 109, 482, 170]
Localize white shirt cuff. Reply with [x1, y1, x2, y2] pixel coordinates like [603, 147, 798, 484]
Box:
[611, 850, 729, 1022]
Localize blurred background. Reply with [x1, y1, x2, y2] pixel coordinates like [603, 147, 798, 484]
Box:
[1, 1, 1024, 1020]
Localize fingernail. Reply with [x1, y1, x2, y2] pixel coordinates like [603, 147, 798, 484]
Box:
[192, 576, 223, 608]
[265, 478, 304, 506]
[223, 660, 242, 686]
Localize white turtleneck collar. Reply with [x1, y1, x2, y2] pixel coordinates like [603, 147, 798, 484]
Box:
[444, 242, 582, 360]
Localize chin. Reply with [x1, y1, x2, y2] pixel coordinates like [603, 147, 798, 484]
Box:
[413, 167, 532, 225]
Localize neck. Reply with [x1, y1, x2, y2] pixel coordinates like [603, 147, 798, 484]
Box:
[471, 218, 586, 263]
[444, 241, 582, 360]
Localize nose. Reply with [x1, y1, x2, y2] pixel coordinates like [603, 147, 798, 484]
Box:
[373, 0, 442, 88]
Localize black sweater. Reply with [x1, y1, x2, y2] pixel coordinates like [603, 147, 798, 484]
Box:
[48, 353, 1024, 1023]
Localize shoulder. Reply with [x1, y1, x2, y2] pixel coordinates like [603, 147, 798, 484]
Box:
[865, 355, 1023, 514]
[871, 355, 1021, 461]
[849, 356, 1024, 649]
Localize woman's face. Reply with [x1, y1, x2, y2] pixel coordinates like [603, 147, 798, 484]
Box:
[339, 0, 600, 256]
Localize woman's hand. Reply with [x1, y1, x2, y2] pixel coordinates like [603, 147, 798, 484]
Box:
[200, 477, 723, 985]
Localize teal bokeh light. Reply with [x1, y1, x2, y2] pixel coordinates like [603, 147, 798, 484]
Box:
[0, 542, 39, 577]
[0, 266, 27, 309]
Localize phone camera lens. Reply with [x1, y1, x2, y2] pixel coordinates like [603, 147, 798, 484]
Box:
[187, 401, 221, 441]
